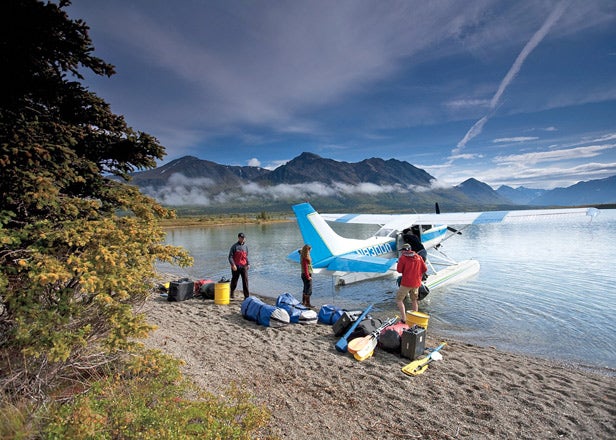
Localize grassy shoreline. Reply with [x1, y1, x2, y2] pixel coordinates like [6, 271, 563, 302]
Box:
[160, 203, 613, 229]
[160, 213, 293, 228]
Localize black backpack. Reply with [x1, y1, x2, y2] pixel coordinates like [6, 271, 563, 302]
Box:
[198, 282, 215, 299]
[418, 284, 430, 301]
[349, 317, 383, 340]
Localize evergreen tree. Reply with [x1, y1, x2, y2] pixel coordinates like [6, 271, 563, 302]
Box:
[0, 0, 192, 399]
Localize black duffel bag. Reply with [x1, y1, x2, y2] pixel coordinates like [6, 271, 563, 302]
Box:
[349, 317, 383, 340]
[418, 283, 430, 301]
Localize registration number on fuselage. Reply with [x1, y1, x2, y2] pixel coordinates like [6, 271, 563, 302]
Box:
[354, 241, 396, 257]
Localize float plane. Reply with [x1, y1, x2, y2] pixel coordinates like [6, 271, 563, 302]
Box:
[287, 202, 599, 289]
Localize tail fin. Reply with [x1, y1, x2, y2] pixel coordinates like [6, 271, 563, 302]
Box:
[292, 203, 372, 263]
[292, 202, 343, 265]
[290, 202, 398, 273]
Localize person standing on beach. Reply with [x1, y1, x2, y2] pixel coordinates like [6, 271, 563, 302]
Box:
[300, 244, 313, 308]
[395, 243, 427, 320]
[229, 232, 250, 299]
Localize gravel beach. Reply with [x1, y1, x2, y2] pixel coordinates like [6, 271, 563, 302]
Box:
[139, 292, 615, 439]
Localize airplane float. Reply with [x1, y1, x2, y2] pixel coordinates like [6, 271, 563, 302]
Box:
[287, 202, 600, 289]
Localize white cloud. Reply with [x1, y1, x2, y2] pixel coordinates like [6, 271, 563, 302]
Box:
[240, 181, 406, 201]
[167, 173, 214, 187]
[454, 115, 490, 153]
[445, 98, 491, 110]
[139, 173, 214, 205]
[493, 137, 539, 143]
[141, 175, 408, 206]
[593, 133, 616, 142]
[335, 182, 405, 195]
[142, 185, 212, 206]
[426, 179, 455, 190]
[476, 161, 616, 189]
[247, 158, 261, 167]
[494, 144, 616, 166]
[448, 152, 484, 161]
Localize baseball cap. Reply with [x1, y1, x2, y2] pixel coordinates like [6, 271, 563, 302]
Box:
[238, 232, 245, 238]
[400, 243, 411, 250]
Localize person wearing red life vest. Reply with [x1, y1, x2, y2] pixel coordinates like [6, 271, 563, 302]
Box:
[228, 232, 250, 299]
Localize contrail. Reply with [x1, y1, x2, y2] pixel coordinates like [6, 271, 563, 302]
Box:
[452, 2, 568, 157]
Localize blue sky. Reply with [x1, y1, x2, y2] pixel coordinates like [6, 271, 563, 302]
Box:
[68, 0, 616, 190]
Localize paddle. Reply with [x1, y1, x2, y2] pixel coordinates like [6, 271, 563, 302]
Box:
[347, 316, 399, 355]
[335, 304, 373, 353]
[401, 342, 447, 376]
[353, 316, 403, 362]
[353, 335, 378, 362]
[409, 351, 443, 375]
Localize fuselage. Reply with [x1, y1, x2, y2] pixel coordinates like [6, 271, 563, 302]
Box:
[320, 223, 448, 269]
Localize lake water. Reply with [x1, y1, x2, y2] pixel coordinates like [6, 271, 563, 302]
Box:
[158, 209, 616, 371]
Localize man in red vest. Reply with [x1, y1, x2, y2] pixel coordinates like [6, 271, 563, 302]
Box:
[228, 232, 250, 299]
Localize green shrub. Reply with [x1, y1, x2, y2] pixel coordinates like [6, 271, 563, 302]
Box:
[37, 350, 275, 439]
[0, 397, 41, 440]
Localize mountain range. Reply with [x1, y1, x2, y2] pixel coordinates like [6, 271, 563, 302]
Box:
[129, 153, 616, 213]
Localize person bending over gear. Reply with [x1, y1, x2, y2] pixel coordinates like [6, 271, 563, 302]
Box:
[395, 243, 428, 320]
[402, 228, 427, 262]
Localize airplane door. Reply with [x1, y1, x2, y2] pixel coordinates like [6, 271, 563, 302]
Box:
[396, 232, 405, 254]
[411, 225, 421, 240]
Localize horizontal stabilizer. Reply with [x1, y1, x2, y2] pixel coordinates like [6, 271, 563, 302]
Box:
[287, 250, 301, 263]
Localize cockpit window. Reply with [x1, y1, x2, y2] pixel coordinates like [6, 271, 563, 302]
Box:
[375, 228, 396, 237]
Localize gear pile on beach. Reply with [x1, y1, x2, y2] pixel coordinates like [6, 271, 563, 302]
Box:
[149, 280, 615, 439]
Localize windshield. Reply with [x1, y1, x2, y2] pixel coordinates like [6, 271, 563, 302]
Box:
[375, 228, 397, 238]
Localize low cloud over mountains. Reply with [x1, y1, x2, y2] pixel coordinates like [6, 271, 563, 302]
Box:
[129, 153, 615, 212]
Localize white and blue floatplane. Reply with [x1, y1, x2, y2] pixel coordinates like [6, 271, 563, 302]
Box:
[287, 202, 599, 288]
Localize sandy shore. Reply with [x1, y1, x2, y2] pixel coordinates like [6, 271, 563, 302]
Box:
[139, 293, 615, 439]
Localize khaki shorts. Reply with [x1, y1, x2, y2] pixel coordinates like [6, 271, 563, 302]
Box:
[396, 285, 419, 302]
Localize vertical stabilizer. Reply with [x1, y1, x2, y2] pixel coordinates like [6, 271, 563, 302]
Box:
[292, 202, 351, 265]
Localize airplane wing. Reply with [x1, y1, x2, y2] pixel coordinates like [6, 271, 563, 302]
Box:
[320, 213, 401, 226]
[322, 207, 599, 227]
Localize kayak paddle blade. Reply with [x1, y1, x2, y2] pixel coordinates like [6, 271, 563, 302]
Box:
[347, 335, 371, 355]
[353, 337, 377, 362]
